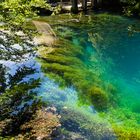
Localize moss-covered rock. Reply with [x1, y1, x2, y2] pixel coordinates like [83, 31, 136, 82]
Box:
[88, 86, 109, 111]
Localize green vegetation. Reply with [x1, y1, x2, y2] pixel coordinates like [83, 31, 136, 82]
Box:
[38, 38, 117, 111]
[0, 0, 59, 139]
[1, 0, 140, 139]
[37, 13, 140, 139]
[87, 86, 109, 110]
[122, 0, 140, 16]
[105, 108, 140, 139]
[0, 0, 50, 28]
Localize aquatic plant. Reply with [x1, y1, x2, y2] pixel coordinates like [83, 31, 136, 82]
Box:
[106, 108, 140, 140]
[59, 106, 116, 139]
[38, 38, 116, 111]
[37, 13, 140, 139]
[87, 86, 109, 111]
[132, 102, 140, 113]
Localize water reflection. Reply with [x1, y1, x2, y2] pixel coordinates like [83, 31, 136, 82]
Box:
[0, 31, 42, 136]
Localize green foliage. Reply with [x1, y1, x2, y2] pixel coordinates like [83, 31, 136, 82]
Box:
[0, 0, 51, 29]
[0, 80, 42, 137]
[0, 0, 61, 52]
[122, 0, 140, 16]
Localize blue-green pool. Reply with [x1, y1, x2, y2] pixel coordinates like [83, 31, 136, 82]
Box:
[37, 13, 140, 139]
[1, 12, 140, 139]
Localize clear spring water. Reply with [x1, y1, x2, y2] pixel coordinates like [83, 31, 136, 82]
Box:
[50, 13, 140, 109]
[52, 17, 139, 91]
[1, 13, 140, 139]
[37, 13, 140, 139]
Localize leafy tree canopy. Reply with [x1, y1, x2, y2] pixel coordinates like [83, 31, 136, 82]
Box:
[122, 0, 140, 16]
[0, 0, 52, 29]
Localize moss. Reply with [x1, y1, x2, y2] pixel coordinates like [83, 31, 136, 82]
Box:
[45, 72, 66, 87]
[113, 125, 140, 140]
[42, 62, 75, 75]
[59, 107, 116, 139]
[53, 39, 84, 56]
[37, 38, 116, 111]
[87, 86, 109, 111]
[106, 83, 120, 107]
[40, 54, 83, 66]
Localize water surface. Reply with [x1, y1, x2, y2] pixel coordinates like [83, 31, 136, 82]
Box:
[37, 13, 140, 139]
[1, 13, 140, 139]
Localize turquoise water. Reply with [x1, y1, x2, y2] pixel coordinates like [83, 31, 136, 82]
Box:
[37, 13, 140, 138]
[51, 13, 140, 104]
[1, 13, 140, 139]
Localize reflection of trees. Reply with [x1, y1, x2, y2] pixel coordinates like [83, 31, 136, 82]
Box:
[8, 64, 37, 87]
[0, 65, 6, 93]
[0, 30, 41, 137]
[0, 62, 41, 136]
[0, 30, 36, 61]
[0, 1, 52, 137]
[127, 24, 140, 36]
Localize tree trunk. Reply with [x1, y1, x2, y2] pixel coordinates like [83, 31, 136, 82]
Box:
[82, 0, 87, 11]
[91, 0, 98, 9]
[71, 0, 78, 13]
[91, 0, 94, 8]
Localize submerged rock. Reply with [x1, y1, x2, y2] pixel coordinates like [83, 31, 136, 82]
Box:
[58, 107, 116, 140]
[33, 21, 57, 46]
[20, 108, 61, 139]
